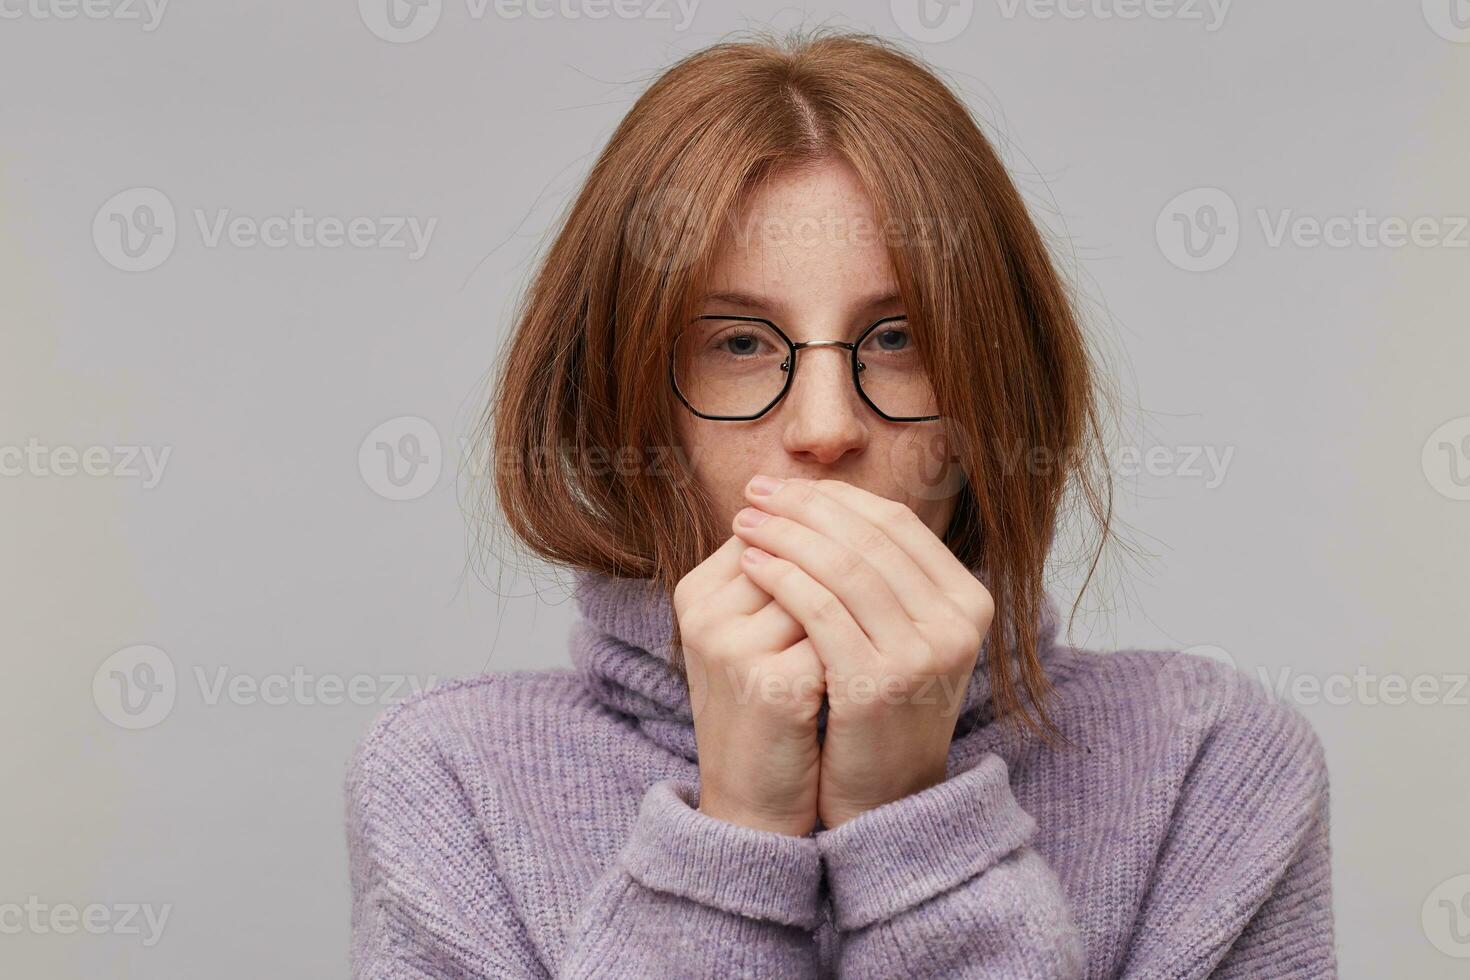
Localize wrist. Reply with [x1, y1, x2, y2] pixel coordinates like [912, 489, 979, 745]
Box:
[698, 796, 815, 837]
[820, 757, 948, 828]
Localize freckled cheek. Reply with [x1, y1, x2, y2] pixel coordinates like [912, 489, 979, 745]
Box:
[673, 417, 716, 479]
[676, 420, 764, 515]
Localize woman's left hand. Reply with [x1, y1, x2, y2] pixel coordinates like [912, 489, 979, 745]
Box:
[730, 475, 996, 829]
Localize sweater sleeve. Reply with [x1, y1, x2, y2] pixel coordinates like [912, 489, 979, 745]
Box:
[345, 704, 823, 979]
[816, 752, 1086, 979]
[818, 662, 1337, 980]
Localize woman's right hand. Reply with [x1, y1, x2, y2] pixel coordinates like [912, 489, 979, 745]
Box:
[673, 535, 824, 836]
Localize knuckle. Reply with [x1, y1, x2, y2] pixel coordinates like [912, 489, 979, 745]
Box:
[811, 592, 846, 624]
[940, 615, 984, 661]
[678, 601, 712, 638]
[758, 552, 789, 580]
[879, 496, 912, 524]
[852, 524, 890, 555]
[966, 587, 996, 627]
[673, 570, 693, 608]
[696, 622, 743, 662]
[910, 639, 942, 670]
[830, 546, 866, 579]
[685, 600, 750, 648]
[703, 639, 740, 666]
[809, 479, 844, 503]
[787, 479, 822, 508]
[950, 623, 984, 660]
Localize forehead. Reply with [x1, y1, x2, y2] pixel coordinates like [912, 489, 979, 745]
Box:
[701, 157, 899, 319]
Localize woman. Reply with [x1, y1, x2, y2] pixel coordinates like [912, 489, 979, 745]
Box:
[346, 29, 1335, 978]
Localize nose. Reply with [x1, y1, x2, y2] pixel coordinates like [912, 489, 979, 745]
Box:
[778, 344, 869, 465]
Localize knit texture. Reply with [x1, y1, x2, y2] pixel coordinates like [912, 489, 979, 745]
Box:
[346, 567, 1337, 977]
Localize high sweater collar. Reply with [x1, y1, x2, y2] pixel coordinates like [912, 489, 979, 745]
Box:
[569, 564, 1064, 763]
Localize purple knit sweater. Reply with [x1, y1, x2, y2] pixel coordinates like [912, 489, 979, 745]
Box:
[345, 567, 1337, 977]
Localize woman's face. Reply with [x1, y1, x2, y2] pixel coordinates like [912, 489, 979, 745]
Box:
[673, 157, 959, 540]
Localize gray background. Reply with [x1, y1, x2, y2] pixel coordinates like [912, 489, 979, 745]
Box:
[3, 1, 1468, 976]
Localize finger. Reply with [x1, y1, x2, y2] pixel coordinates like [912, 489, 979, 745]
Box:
[734, 504, 924, 656]
[674, 535, 750, 612]
[742, 476, 953, 626]
[799, 478, 990, 621]
[705, 563, 784, 618]
[739, 591, 806, 651]
[738, 545, 881, 677]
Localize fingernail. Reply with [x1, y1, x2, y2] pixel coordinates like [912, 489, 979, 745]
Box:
[742, 546, 770, 563]
[736, 507, 769, 527]
[748, 474, 783, 495]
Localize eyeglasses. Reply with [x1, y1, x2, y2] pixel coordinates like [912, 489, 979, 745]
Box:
[669, 314, 940, 422]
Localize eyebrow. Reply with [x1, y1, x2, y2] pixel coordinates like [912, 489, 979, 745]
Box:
[698, 288, 904, 315]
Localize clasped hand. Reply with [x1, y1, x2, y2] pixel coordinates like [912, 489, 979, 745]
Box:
[673, 475, 996, 835]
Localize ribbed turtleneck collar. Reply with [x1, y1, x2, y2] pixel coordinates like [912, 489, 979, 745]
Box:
[568, 565, 1064, 763]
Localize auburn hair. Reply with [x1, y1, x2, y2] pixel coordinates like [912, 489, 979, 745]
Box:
[480, 27, 1114, 741]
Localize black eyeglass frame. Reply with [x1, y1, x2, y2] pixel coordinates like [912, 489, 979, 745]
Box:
[669, 313, 941, 422]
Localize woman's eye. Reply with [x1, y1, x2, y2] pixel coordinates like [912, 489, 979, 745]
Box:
[865, 324, 912, 353]
[718, 332, 765, 356]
